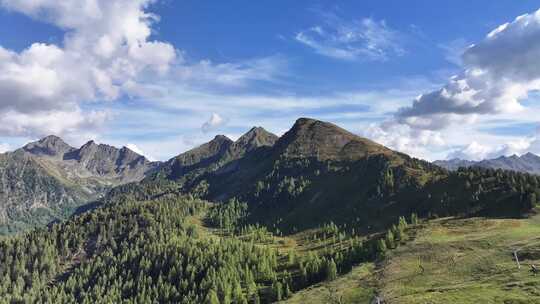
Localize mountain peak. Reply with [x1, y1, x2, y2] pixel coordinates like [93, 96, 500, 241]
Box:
[22, 135, 74, 157]
[234, 126, 278, 152]
[39, 135, 63, 143]
[436, 152, 540, 174]
[81, 140, 97, 148]
[212, 135, 232, 143]
[277, 117, 391, 161]
[522, 152, 539, 158]
[171, 134, 233, 169]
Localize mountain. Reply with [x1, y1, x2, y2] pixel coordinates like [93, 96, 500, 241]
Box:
[157, 127, 278, 181]
[2, 118, 540, 303]
[0, 136, 158, 233]
[273, 117, 394, 161]
[434, 152, 540, 174]
[142, 118, 535, 232]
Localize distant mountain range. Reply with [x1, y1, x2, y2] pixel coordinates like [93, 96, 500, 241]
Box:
[434, 153, 540, 175]
[0, 136, 158, 233]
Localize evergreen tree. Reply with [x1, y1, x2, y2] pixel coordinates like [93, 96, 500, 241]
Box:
[325, 259, 338, 281]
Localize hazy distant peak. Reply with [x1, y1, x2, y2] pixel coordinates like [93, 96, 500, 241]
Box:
[435, 153, 540, 175]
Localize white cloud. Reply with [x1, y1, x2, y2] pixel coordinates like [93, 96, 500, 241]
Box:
[0, 0, 176, 138]
[125, 143, 155, 161]
[397, 9, 540, 130]
[448, 137, 536, 161]
[363, 121, 446, 161]
[0, 0, 292, 142]
[0, 143, 10, 153]
[295, 14, 405, 61]
[176, 56, 288, 88]
[201, 113, 227, 133]
[447, 141, 494, 161]
[0, 108, 109, 138]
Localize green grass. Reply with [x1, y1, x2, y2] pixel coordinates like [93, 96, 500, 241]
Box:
[379, 215, 540, 303]
[271, 215, 540, 304]
[187, 206, 540, 303]
[280, 263, 376, 304]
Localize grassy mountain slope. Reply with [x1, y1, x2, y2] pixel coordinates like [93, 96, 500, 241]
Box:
[3, 180, 540, 303]
[0, 151, 94, 234]
[281, 214, 540, 304]
[150, 118, 538, 233]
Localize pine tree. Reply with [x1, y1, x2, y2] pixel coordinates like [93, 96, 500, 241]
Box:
[411, 213, 419, 225]
[385, 229, 395, 249]
[376, 239, 387, 257]
[325, 259, 338, 281]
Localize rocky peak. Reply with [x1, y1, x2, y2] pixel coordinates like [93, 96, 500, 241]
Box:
[234, 127, 278, 152]
[22, 135, 75, 157]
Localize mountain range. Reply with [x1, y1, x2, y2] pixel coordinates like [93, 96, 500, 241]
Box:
[115, 117, 534, 232]
[1, 117, 540, 303]
[2, 118, 538, 234]
[0, 136, 157, 233]
[434, 153, 540, 175]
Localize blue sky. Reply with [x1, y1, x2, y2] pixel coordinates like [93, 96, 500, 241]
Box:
[0, 1, 540, 161]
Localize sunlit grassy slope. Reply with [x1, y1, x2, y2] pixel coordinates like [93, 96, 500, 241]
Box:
[280, 263, 377, 304]
[278, 214, 540, 304]
[380, 215, 540, 304]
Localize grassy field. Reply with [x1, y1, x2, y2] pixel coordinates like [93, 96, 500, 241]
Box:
[280, 263, 377, 304]
[379, 215, 540, 304]
[278, 215, 540, 304]
[193, 206, 540, 303]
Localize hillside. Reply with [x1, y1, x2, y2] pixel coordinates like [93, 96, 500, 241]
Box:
[1, 181, 540, 303]
[281, 214, 540, 304]
[0, 136, 158, 233]
[148, 118, 538, 232]
[435, 153, 540, 175]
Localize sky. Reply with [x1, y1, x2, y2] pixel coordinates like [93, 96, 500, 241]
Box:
[1, 1, 540, 162]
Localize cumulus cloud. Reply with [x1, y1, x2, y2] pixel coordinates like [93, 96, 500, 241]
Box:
[0, 108, 109, 138]
[201, 113, 227, 133]
[397, 9, 540, 130]
[296, 14, 404, 61]
[448, 137, 536, 161]
[0, 0, 291, 141]
[363, 121, 446, 160]
[0, 0, 176, 138]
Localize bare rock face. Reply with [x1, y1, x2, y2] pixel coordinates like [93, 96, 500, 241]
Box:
[22, 135, 75, 158]
[1, 136, 159, 233]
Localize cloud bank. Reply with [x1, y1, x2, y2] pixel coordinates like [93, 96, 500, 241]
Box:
[363, 9, 540, 161]
[397, 9, 540, 130]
